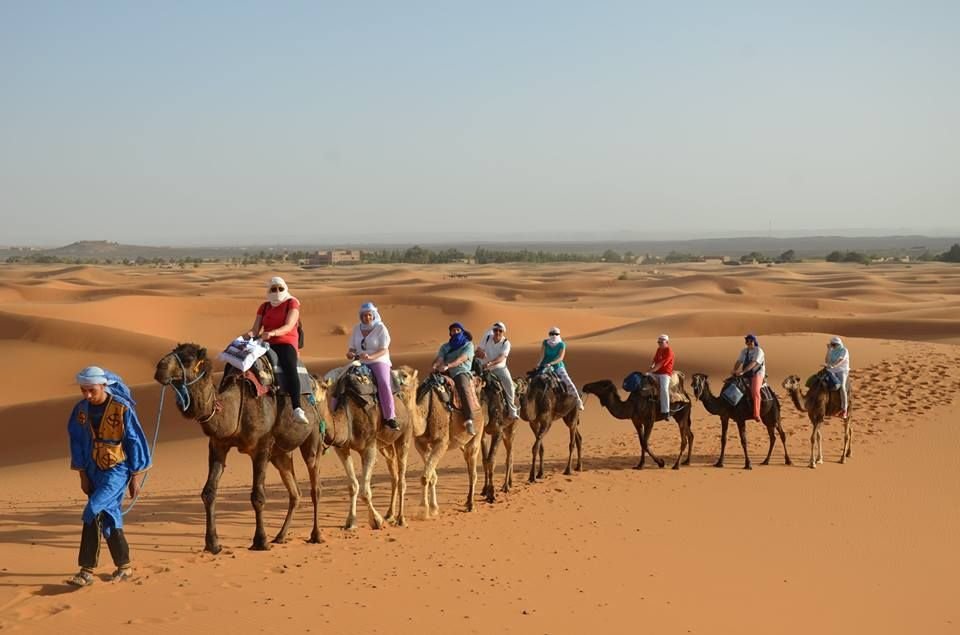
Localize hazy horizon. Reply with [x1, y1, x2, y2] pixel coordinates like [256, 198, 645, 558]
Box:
[3, 2, 959, 245]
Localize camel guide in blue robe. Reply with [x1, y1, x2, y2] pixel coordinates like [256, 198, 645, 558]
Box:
[66, 366, 152, 587]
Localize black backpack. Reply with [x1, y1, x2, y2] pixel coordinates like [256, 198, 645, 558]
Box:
[260, 300, 304, 349]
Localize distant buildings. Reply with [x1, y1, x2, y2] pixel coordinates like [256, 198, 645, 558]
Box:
[308, 249, 362, 265]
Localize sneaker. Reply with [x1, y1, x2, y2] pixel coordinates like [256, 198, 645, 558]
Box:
[508, 411, 520, 421]
[67, 569, 95, 587]
[293, 407, 309, 424]
[839, 410, 848, 418]
[110, 567, 133, 582]
[464, 419, 476, 436]
[384, 418, 399, 430]
[577, 401, 585, 411]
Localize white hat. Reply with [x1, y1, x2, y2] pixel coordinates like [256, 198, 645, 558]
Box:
[492, 321, 506, 331]
[657, 334, 669, 342]
[548, 326, 560, 335]
[830, 336, 843, 345]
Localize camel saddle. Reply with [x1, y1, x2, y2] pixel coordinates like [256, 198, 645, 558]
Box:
[623, 371, 690, 404]
[220, 352, 314, 398]
[417, 372, 481, 414]
[331, 363, 409, 412]
[527, 366, 572, 398]
[806, 369, 842, 391]
[721, 375, 776, 407]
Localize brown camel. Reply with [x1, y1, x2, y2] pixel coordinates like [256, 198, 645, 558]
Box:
[782, 372, 853, 469]
[690, 373, 791, 469]
[515, 372, 582, 483]
[154, 343, 324, 553]
[318, 364, 421, 528]
[413, 372, 487, 516]
[582, 376, 693, 470]
[479, 369, 520, 503]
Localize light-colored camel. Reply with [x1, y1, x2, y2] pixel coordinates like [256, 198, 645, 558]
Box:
[479, 370, 520, 502]
[515, 373, 582, 483]
[782, 372, 853, 469]
[690, 373, 791, 470]
[582, 377, 693, 470]
[154, 343, 323, 553]
[318, 365, 421, 528]
[413, 373, 487, 516]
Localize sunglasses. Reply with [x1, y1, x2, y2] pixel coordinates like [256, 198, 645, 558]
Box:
[270, 286, 285, 292]
[492, 328, 503, 332]
[549, 332, 559, 336]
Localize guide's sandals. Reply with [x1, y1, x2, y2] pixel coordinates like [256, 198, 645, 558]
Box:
[66, 570, 95, 587]
[110, 567, 133, 582]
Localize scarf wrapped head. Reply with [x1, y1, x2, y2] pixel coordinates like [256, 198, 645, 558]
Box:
[745, 333, 759, 347]
[547, 327, 562, 346]
[266, 276, 291, 307]
[358, 302, 382, 328]
[76, 366, 136, 407]
[448, 322, 472, 350]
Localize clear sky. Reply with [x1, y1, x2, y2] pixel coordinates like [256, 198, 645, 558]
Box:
[2, 1, 958, 246]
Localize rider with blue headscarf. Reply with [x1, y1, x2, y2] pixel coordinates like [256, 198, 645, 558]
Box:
[66, 366, 152, 586]
[347, 301, 399, 430]
[432, 322, 479, 435]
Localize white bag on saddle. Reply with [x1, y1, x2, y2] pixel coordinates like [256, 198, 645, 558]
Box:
[218, 337, 269, 372]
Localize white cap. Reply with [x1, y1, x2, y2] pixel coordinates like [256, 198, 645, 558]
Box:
[657, 334, 669, 342]
[492, 321, 506, 331]
[830, 336, 843, 345]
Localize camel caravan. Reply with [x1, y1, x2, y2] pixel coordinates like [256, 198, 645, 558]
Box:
[151, 280, 853, 551]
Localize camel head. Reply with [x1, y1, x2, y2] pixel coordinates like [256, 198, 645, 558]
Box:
[155, 342, 210, 387]
[393, 365, 419, 397]
[782, 375, 802, 392]
[690, 373, 709, 400]
[581, 380, 616, 399]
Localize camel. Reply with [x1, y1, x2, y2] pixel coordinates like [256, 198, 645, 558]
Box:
[582, 376, 693, 470]
[318, 364, 421, 528]
[413, 373, 487, 515]
[154, 343, 324, 553]
[479, 370, 520, 503]
[782, 372, 853, 469]
[690, 374, 791, 470]
[515, 372, 582, 483]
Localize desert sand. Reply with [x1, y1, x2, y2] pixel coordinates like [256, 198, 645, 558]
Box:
[1, 261, 958, 634]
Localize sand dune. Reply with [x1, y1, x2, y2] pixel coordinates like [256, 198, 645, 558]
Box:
[1, 261, 958, 634]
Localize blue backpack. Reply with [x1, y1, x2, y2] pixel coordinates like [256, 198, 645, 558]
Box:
[622, 371, 644, 393]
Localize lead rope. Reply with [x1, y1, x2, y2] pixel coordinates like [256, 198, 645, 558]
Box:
[121, 384, 167, 516]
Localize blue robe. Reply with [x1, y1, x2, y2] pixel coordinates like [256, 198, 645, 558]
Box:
[68, 394, 152, 536]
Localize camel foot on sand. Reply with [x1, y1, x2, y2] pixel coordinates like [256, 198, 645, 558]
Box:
[713, 461, 724, 468]
[308, 530, 324, 544]
[249, 538, 271, 552]
[672, 464, 680, 471]
[743, 464, 752, 471]
[633, 463, 643, 470]
[785, 458, 793, 466]
[760, 459, 770, 466]
[369, 515, 385, 530]
[205, 542, 222, 555]
[271, 534, 287, 545]
[656, 460, 666, 469]
[563, 468, 572, 476]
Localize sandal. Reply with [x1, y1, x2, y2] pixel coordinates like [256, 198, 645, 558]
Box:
[67, 570, 95, 587]
[110, 567, 133, 582]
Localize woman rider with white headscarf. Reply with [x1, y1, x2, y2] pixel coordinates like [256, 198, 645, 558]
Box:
[536, 327, 585, 411]
[824, 336, 850, 417]
[245, 276, 308, 424]
[346, 302, 399, 430]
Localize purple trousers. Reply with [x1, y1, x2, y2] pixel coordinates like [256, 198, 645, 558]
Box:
[366, 362, 396, 420]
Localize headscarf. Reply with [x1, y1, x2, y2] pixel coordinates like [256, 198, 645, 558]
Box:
[744, 333, 759, 347]
[547, 327, 562, 347]
[448, 322, 471, 351]
[658, 334, 669, 343]
[358, 302, 382, 330]
[827, 336, 847, 364]
[76, 366, 136, 408]
[266, 276, 291, 307]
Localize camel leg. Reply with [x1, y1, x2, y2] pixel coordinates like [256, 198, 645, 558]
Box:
[761, 424, 776, 466]
[336, 447, 360, 529]
[672, 419, 687, 470]
[563, 421, 576, 476]
[777, 420, 792, 465]
[715, 417, 729, 468]
[537, 435, 546, 480]
[483, 429, 501, 503]
[464, 437, 480, 512]
[249, 445, 272, 551]
[359, 444, 385, 529]
[380, 446, 399, 522]
[502, 426, 515, 493]
[394, 438, 409, 527]
[270, 450, 301, 544]
[420, 444, 445, 518]
[735, 420, 752, 470]
[816, 425, 824, 465]
[683, 412, 694, 465]
[808, 421, 820, 469]
[643, 420, 666, 468]
[301, 443, 323, 543]
[842, 415, 853, 461]
[574, 426, 583, 472]
[201, 441, 229, 554]
[633, 421, 647, 469]
[529, 431, 542, 483]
